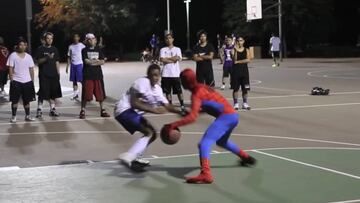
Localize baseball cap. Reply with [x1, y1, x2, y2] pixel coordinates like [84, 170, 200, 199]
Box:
[85, 33, 96, 39]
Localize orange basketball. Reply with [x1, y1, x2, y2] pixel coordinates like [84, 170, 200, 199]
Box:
[160, 126, 181, 145]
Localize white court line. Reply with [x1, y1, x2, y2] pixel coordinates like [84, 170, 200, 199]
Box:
[149, 102, 360, 117]
[246, 91, 360, 99]
[0, 130, 359, 148]
[252, 150, 360, 180]
[3, 147, 359, 170]
[328, 199, 360, 203]
[229, 133, 360, 147]
[308, 70, 360, 80]
[181, 131, 360, 147]
[251, 102, 360, 111]
[251, 86, 308, 93]
[0, 166, 20, 171]
[0, 117, 110, 126]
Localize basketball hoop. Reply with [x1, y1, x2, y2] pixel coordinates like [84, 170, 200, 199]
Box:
[246, 0, 262, 21]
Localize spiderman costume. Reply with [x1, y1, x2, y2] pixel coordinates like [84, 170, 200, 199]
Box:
[165, 69, 256, 184]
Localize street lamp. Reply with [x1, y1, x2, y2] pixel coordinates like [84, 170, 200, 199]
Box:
[184, 0, 191, 52]
[25, 0, 32, 53]
[278, 0, 283, 61]
[166, 0, 170, 34]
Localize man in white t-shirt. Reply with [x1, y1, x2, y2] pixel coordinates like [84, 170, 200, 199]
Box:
[159, 33, 186, 115]
[115, 64, 182, 172]
[269, 33, 281, 67]
[66, 34, 85, 99]
[7, 38, 36, 123]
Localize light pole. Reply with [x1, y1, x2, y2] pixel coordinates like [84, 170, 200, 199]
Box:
[25, 0, 32, 54]
[184, 0, 191, 52]
[166, 0, 170, 34]
[278, 0, 283, 61]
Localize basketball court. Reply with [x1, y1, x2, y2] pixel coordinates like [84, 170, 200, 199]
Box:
[0, 58, 360, 202]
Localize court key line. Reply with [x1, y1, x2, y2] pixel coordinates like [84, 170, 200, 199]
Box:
[1, 147, 359, 171]
[1, 101, 360, 126]
[328, 199, 360, 203]
[0, 130, 360, 148]
[252, 150, 360, 180]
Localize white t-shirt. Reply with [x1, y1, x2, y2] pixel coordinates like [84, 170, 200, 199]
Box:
[160, 46, 182, 77]
[115, 77, 169, 116]
[6, 52, 34, 83]
[67, 42, 85, 65]
[270, 37, 281, 51]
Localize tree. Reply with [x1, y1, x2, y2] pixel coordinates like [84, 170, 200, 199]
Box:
[35, 0, 137, 35]
[35, 0, 158, 53]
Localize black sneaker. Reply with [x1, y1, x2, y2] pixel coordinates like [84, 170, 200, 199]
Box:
[240, 156, 257, 167]
[180, 106, 188, 116]
[36, 108, 42, 118]
[120, 159, 146, 173]
[49, 108, 60, 117]
[79, 109, 85, 119]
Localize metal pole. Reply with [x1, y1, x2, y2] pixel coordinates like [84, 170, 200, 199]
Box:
[167, 0, 170, 34]
[25, 0, 32, 54]
[278, 0, 282, 61]
[185, 0, 191, 52]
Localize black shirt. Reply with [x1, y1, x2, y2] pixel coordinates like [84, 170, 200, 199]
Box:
[193, 43, 215, 72]
[35, 45, 60, 78]
[82, 46, 105, 80]
[233, 48, 249, 77]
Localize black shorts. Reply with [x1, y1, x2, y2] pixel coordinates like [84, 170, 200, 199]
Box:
[10, 80, 36, 103]
[161, 77, 182, 95]
[272, 51, 280, 58]
[0, 69, 8, 85]
[196, 69, 215, 87]
[38, 76, 62, 100]
[231, 76, 250, 92]
[230, 67, 250, 92]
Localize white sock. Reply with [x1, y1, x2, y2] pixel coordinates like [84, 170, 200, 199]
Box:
[50, 103, 55, 110]
[127, 136, 151, 157]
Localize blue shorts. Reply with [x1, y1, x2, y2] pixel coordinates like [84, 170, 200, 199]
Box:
[223, 61, 233, 77]
[70, 63, 83, 82]
[115, 109, 143, 134]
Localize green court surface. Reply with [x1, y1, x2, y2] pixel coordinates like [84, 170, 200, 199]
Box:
[1, 148, 359, 203]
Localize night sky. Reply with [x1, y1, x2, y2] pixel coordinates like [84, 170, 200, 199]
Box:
[0, 1, 358, 56]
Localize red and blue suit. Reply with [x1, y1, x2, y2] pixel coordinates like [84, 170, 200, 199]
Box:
[166, 69, 255, 184]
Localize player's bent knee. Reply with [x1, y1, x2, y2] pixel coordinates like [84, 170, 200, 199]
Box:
[216, 140, 226, 147]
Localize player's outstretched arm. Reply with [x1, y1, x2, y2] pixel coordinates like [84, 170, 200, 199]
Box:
[166, 95, 201, 129]
[129, 87, 166, 114]
[163, 104, 188, 116]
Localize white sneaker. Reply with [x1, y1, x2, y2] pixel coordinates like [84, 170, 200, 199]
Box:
[10, 116, 17, 123]
[71, 92, 79, 100]
[272, 64, 277, 68]
[220, 84, 225, 90]
[242, 103, 251, 110]
[0, 91, 5, 97]
[118, 152, 136, 167]
[25, 115, 35, 122]
[234, 103, 239, 110]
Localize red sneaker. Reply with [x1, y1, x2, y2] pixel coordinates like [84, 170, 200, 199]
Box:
[185, 172, 213, 184]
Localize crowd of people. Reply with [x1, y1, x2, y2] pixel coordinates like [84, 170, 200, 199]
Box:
[0, 32, 111, 123]
[0, 30, 270, 183]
